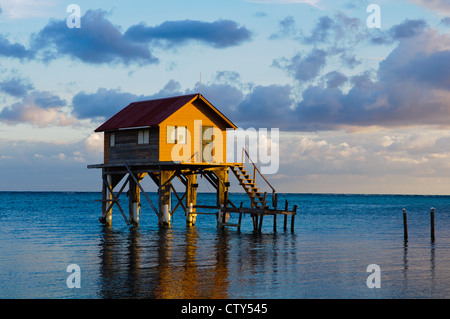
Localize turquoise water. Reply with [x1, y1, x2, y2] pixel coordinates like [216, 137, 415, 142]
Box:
[1, 192, 450, 298]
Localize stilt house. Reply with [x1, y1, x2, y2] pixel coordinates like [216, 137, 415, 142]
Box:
[88, 93, 296, 232]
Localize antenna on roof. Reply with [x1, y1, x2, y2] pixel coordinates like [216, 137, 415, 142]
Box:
[199, 72, 201, 95]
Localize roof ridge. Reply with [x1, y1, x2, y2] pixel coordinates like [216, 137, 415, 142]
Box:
[130, 93, 199, 105]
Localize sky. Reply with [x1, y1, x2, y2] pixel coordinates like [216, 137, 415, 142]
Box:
[0, 0, 449, 194]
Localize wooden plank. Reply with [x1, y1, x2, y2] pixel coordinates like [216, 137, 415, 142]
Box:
[194, 205, 219, 209]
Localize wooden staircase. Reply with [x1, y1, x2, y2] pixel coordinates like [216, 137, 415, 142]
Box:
[231, 149, 276, 209]
[231, 164, 267, 208]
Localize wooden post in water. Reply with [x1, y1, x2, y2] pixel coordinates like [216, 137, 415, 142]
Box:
[431, 207, 436, 243]
[128, 175, 140, 226]
[186, 174, 198, 226]
[237, 202, 243, 232]
[284, 200, 288, 231]
[159, 170, 175, 226]
[105, 174, 113, 226]
[273, 194, 278, 232]
[402, 208, 408, 241]
[291, 205, 297, 233]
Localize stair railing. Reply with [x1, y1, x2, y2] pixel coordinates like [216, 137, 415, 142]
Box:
[241, 148, 276, 207]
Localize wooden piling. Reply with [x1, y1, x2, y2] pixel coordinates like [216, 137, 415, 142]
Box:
[159, 170, 177, 226]
[291, 205, 297, 232]
[273, 194, 278, 232]
[431, 207, 435, 243]
[186, 174, 198, 226]
[284, 200, 288, 231]
[253, 214, 259, 232]
[237, 202, 243, 232]
[105, 174, 113, 226]
[128, 174, 142, 226]
[273, 214, 277, 232]
[402, 208, 408, 241]
[272, 193, 278, 209]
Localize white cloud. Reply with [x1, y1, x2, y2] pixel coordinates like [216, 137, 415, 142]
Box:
[84, 133, 103, 153]
[408, 0, 450, 15]
[0, 0, 57, 19]
[273, 128, 450, 194]
[0, 91, 76, 128]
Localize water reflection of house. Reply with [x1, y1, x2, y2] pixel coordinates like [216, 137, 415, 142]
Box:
[98, 228, 229, 298]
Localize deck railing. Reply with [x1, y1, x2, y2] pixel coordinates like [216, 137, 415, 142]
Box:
[241, 148, 277, 208]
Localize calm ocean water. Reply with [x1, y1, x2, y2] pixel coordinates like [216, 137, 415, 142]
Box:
[1, 191, 450, 299]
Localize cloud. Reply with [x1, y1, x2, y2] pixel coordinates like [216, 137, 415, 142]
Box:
[273, 48, 328, 82]
[272, 128, 450, 194]
[272, 13, 366, 45]
[0, 137, 102, 191]
[441, 17, 450, 26]
[0, 0, 56, 19]
[190, 82, 245, 115]
[124, 19, 252, 49]
[72, 88, 143, 120]
[71, 80, 184, 121]
[0, 91, 75, 127]
[0, 76, 34, 97]
[323, 71, 348, 89]
[0, 34, 33, 59]
[408, 0, 450, 15]
[269, 16, 296, 39]
[31, 9, 157, 65]
[289, 29, 450, 130]
[273, 14, 428, 48]
[29, 10, 252, 66]
[235, 84, 293, 128]
[302, 15, 335, 43]
[370, 19, 429, 45]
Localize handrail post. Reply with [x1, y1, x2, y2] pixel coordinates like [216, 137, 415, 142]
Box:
[242, 147, 276, 194]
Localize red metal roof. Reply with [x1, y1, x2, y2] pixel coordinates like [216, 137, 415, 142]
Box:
[95, 93, 236, 132]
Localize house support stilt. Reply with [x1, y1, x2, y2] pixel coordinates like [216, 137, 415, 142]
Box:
[89, 162, 297, 233]
[185, 173, 198, 226]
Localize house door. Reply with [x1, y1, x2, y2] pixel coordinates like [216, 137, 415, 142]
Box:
[202, 126, 213, 162]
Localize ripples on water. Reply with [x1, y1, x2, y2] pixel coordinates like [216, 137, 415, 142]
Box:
[1, 192, 450, 298]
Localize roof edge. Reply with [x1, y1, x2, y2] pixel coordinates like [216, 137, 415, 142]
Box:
[197, 94, 237, 129]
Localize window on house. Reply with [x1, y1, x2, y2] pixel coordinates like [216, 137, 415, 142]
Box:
[202, 126, 214, 162]
[167, 126, 187, 144]
[167, 126, 176, 144]
[177, 126, 186, 144]
[138, 129, 150, 144]
[110, 133, 115, 147]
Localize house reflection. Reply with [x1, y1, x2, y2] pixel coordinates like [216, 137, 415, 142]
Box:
[98, 226, 230, 298]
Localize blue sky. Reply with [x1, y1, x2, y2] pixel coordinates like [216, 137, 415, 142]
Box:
[0, 0, 449, 193]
